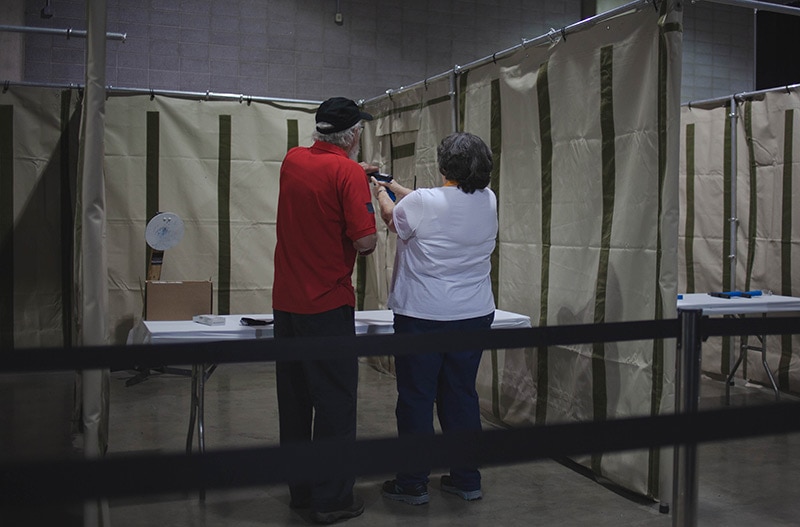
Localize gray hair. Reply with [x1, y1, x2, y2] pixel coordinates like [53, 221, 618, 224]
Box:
[437, 132, 493, 194]
[313, 122, 362, 150]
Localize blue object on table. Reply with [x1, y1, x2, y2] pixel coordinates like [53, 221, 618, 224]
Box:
[725, 290, 763, 298]
[709, 290, 763, 299]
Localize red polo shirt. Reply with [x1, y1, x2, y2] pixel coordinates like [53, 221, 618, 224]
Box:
[272, 141, 376, 314]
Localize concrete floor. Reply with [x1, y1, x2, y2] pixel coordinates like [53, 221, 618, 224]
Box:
[3, 361, 800, 526]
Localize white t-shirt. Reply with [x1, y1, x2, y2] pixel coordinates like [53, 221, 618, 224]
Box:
[388, 185, 498, 321]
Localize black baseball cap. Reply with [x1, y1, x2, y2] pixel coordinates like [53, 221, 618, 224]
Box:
[315, 97, 373, 134]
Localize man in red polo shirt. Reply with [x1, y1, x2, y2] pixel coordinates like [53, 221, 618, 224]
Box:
[272, 97, 377, 524]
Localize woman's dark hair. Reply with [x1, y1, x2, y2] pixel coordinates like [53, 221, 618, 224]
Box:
[436, 132, 493, 194]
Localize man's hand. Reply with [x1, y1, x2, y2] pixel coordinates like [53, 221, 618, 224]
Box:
[359, 162, 380, 175]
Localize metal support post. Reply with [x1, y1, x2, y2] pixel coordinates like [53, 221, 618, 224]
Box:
[673, 309, 703, 527]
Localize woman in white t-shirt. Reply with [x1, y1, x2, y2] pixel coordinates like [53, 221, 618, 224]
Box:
[371, 132, 498, 506]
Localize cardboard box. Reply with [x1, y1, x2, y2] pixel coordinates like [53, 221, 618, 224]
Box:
[145, 280, 213, 321]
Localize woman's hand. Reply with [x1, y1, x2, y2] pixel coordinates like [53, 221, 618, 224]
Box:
[371, 176, 412, 201]
[371, 176, 390, 200]
[370, 176, 397, 232]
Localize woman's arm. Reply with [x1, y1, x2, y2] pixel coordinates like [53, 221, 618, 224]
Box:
[370, 176, 403, 233]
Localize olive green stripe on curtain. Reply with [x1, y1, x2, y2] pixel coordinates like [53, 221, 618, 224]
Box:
[356, 253, 367, 311]
[145, 111, 160, 276]
[779, 109, 794, 388]
[535, 60, 552, 426]
[721, 106, 733, 373]
[489, 78, 502, 304]
[60, 90, 75, 347]
[743, 101, 757, 292]
[58, 90, 74, 346]
[287, 119, 299, 149]
[684, 123, 696, 293]
[391, 143, 416, 160]
[217, 114, 232, 315]
[592, 45, 616, 475]
[421, 94, 452, 109]
[459, 72, 469, 132]
[489, 77, 502, 420]
[0, 105, 13, 350]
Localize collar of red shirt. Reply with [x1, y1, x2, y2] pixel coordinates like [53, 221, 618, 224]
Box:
[311, 140, 348, 157]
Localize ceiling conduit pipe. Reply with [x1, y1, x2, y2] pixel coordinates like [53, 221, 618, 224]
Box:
[0, 24, 126, 41]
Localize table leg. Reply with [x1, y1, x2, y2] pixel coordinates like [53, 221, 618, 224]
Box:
[198, 364, 206, 455]
[186, 364, 199, 454]
[725, 337, 747, 405]
[725, 314, 779, 404]
[759, 332, 780, 401]
[186, 363, 218, 501]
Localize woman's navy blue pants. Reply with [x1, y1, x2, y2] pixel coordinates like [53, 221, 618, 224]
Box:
[392, 311, 494, 492]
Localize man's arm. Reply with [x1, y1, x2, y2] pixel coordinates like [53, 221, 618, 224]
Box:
[354, 233, 377, 255]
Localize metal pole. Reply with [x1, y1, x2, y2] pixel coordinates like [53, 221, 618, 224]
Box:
[0, 81, 321, 106]
[450, 70, 458, 133]
[752, 12, 758, 93]
[728, 96, 738, 292]
[672, 309, 703, 527]
[684, 83, 799, 109]
[0, 24, 126, 41]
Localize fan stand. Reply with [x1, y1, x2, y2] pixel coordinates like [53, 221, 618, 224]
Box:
[125, 213, 193, 387]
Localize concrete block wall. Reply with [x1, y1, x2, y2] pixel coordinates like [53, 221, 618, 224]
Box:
[8, 0, 755, 104]
[682, 2, 754, 103]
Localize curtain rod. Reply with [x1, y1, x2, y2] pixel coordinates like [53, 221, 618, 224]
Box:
[360, 69, 453, 106]
[456, 0, 652, 73]
[0, 24, 126, 41]
[683, 83, 800, 108]
[0, 80, 322, 106]
[360, 0, 652, 106]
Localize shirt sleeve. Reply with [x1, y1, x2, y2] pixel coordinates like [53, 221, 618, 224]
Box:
[341, 163, 377, 241]
[393, 190, 422, 241]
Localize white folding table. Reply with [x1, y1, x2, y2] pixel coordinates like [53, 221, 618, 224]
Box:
[677, 293, 800, 402]
[127, 309, 531, 458]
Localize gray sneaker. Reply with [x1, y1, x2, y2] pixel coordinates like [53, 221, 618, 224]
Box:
[310, 496, 365, 524]
[381, 480, 430, 505]
[440, 475, 482, 501]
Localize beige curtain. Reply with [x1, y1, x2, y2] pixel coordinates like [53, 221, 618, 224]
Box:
[680, 89, 800, 391]
[360, 76, 456, 373]
[360, 1, 682, 502]
[0, 86, 80, 350]
[103, 95, 319, 343]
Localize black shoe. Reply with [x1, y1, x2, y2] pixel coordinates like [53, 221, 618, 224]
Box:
[381, 479, 429, 505]
[440, 475, 482, 501]
[310, 496, 365, 524]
